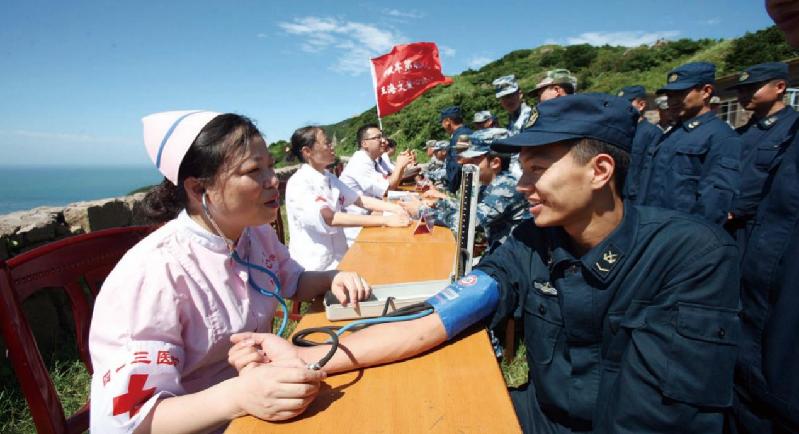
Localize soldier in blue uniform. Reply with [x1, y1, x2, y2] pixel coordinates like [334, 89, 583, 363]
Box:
[292, 94, 741, 434]
[725, 62, 798, 246]
[636, 62, 742, 225]
[725, 3, 799, 432]
[439, 106, 473, 193]
[617, 85, 663, 202]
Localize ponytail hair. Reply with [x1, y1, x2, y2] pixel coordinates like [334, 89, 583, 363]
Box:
[290, 126, 321, 163]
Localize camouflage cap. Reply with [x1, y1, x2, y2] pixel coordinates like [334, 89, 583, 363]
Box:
[432, 140, 449, 151]
[492, 75, 520, 98]
[460, 128, 510, 158]
[473, 110, 493, 123]
[425, 139, 438, 148]
[654, 95, 668, 110]
[534, 69, 578, 92]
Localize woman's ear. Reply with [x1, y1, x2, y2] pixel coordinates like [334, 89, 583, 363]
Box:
[183, 177, 205, 204]
[300, 145, 312, 162]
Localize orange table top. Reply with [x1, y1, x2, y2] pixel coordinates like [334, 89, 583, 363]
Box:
[351, 224, 454, 245]
[225, 227, 521, 434]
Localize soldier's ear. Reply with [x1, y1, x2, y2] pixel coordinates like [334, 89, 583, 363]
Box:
[590, 153, 615, 191]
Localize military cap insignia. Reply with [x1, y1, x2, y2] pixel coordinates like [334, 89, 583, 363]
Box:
[617, 90, 624, 97]
[739, 71, 749, 82]
[668, 73, 679, 83]
[523, 107, 539, 129]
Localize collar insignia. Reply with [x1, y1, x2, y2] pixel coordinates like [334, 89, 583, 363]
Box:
[688, 120, 701, 129]
[595, 247, 621, 277]
[763, 116, 777, 127]
[603, 250, 619, 264]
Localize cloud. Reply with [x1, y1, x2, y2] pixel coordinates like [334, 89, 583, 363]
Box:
[552, 30, 681, 47]
[439, 45, 456, 57]
[278, 16, 407, 75]
[256, 33, 268, 38]
[702, 17, 721, 25]
[467, 56, 493, 69]
[383, 9, 424, 19]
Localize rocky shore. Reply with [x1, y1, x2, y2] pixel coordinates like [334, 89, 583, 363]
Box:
[0, 164, 305, 260]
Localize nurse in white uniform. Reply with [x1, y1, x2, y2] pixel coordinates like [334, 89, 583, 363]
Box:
[285, 126, 411, 271]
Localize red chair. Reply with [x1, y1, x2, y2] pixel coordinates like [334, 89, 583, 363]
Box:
[269, 185, 303, 322]
[0, 226, 153, 434]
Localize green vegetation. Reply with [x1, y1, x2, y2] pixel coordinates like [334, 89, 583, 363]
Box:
[725, 26, 799, 72]
[317, 26, 793, 160]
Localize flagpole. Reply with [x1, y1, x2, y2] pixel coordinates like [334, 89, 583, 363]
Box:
[369, 60, 384, 132]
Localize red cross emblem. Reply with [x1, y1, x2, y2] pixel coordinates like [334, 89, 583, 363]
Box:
[113, 374, 156, 418]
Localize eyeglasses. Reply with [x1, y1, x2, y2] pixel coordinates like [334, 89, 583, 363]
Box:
[363, 134, 385, 141]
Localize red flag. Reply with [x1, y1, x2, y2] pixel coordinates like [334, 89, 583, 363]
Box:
[370, 42, 452, 118]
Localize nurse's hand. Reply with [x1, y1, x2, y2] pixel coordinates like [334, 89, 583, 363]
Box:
[231, 362, 325, 421]
[384, 213, 411, 227]
[331, 271, 372, 307]
[229, 332, 303, 373]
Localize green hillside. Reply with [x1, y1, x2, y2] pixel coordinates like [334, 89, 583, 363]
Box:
[269, 26, 797, 164]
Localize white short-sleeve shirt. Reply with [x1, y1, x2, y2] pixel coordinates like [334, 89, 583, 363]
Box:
[339, 149, 389, 215]
[286, 164, 360, 271]
[88, 211, 303, 433]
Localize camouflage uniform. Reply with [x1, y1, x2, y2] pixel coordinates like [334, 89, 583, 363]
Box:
[422, 140, 449, 188]
[423, 170, 529, 248]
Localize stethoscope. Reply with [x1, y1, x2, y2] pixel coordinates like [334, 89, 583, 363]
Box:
[201, 193, 434, 370]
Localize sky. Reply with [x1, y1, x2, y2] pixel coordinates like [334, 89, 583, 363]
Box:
[0, 0, 775, 166]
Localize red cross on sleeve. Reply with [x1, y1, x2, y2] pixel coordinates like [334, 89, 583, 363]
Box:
[113, 374, 156, 418]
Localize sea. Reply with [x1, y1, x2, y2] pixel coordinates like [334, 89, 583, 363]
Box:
[0, 165, 163, 215]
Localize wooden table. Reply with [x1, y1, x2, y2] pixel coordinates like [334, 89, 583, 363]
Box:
[351, 224, 453, 245]
[226, 226, 521, 434]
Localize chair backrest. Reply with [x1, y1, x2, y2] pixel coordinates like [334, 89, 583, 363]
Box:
[271, 180, 288, 244]
[0, 226, 153, 434]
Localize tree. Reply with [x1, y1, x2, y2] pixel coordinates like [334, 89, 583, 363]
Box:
[724, 26, 798, 71]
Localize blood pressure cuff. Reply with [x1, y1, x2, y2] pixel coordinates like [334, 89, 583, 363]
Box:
[426, 269, 500, 339]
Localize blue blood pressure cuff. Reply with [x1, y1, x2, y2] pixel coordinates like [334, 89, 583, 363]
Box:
[426, 269, 500, 339]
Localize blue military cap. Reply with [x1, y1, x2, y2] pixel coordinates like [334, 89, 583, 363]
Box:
[617, 85, 647, 101]
[459, 128, 510, 158]
[658, 62, 716, 93]
[727, 62, 790, 89]
[492, 93, 638, 153]
[439, 106, 462, 122]
[493, 75, 520, 98]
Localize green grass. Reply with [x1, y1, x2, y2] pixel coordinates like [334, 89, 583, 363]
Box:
[1, 349, 91, 434]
